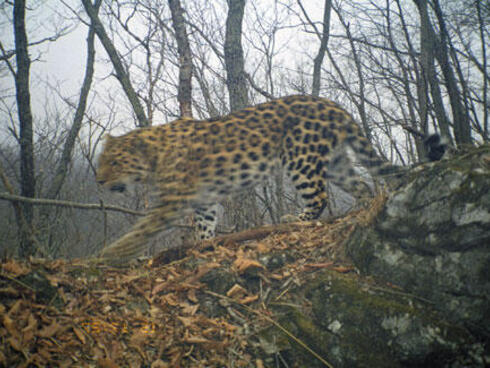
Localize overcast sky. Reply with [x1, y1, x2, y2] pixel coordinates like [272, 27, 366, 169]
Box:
[1, 0, 327, 145]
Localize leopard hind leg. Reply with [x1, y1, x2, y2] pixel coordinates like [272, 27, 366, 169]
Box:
[283, 155, 329, 221]
[194, 204, 219, 240]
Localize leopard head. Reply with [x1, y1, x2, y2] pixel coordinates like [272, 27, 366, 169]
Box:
[96, 134, 151, 193]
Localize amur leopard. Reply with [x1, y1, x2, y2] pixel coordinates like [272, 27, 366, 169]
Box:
[96, 95, 442, 263]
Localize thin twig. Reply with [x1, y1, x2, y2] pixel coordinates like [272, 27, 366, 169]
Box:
[0, 192, 145, 216]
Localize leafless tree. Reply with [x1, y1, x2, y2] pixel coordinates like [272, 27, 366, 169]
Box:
[44, 1, 100, 201]
[13, 0, 36, 256]
[298, 0, 332, 97]
[224, 0, 248, 110]
[169, 0, 193, 117]
[81, 0, 149, 127]
[1, 0, 487, 259]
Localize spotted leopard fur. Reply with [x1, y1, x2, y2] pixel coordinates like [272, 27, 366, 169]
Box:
[96, 95, 438, 263]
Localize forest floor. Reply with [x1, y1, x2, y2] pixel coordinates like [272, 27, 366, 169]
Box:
[0, 196, 386, 367]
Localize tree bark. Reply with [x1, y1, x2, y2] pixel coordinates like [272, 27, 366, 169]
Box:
[224, 0, 248, 110]
[431, 0, 471, 145]
[44, 0, 100, 201]
[81, 0, 149, 127]
[311, 0, 332, 97]
[475, 0, 488, 140]
[412, 0, 453, 156]
[414, 0, 471, 146]
[223, 0, 258, 232]
[13, 0, 36, 257]
[168, 0, 193, 118]
[0, 192, 145, 216]
[413, 0, 431, 140]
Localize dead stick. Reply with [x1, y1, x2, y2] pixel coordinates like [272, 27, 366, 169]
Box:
[0, 192, 144, 216]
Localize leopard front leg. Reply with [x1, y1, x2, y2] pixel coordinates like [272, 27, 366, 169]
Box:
[99, 204, 180, 264]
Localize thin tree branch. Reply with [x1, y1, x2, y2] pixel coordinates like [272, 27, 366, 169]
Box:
[0, 192, 145, 216]
[81, 0, 149, 127]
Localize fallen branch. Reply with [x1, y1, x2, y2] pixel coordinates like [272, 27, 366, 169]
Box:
[152, 221, 320, 266]
[0, 192, 144, 216]
[207, 221, 319, 245]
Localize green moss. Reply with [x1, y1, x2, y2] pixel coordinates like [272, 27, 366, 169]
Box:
[261, 271, 421, 367]
[318, 272, 415, 314]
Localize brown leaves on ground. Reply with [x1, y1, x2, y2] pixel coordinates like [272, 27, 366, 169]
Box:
[0, 198, 384, 367]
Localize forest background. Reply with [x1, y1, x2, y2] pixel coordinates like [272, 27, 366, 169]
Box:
[0, 0, 487, 259]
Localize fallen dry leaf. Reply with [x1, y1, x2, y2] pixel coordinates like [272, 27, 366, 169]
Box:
[233, 258, 264, 273]
[177, 316, 196, 328]
[161, 293, 179, 306]
[151, 359, 169, 368]
[239, 295, 259, 304]
[181, 304, 199, 315]
[2, 314, 17, 337]
[226, 284, 247, 298]
[8, 336, 22, 352]
[38, 321, 61, 338]
[22, 313, 38, 333]
[331, 266, 354, 273]
[0, 205, 363, 367]
[73, 327, 86, 344]
[254, 242, 270, 253]
[183, 335, 211, 344]
[1, 259, 30, 277]
[187, 288, 198, 303]
[8, 299, 22, 315]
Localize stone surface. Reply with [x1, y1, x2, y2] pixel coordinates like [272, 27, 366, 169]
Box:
[259, 146, 489, 367]
[261, 270, 485, 367]
[346, 145, 490, 337]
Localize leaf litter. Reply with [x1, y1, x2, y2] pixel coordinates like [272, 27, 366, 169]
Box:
[0, 200, 384, 367]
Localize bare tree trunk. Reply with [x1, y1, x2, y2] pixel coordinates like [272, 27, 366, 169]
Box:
[169, 0, 193, 118]
[431, 0, 471, 145]
[414, 0, 451, 145]
[45, 0, 100, 200]
[224, 0, 248, 110]
[413, 0, 431, 139]
[223, 0, 259, 231]
[311, 0, 332, 97]
[394, 0, 427, 158]
[81, 0, 149, 127]
[35, 0, 100, 254]
[412, 0, 451, 158]
[414, 0, 471, 146]
[475, 0, 488, 140]
[13, 0, 35, 257]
